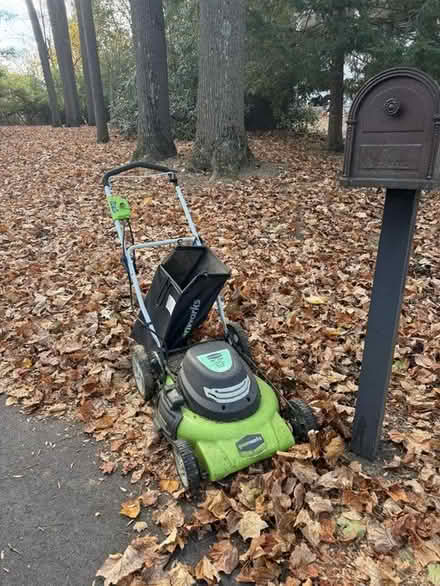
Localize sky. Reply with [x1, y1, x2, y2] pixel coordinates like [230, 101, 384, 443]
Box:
[0, 0, 35, 53]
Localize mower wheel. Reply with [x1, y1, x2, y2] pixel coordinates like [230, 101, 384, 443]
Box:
[226, 320, 252, 360]
[132, 345, 157, 402]
[173, 440, 201, 492]
[285, 399, 318, 443]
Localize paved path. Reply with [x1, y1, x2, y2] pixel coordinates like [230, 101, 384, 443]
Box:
[0, 397, 139, 586]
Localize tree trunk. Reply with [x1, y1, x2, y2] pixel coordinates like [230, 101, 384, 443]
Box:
[131, 0, 176, 161]
[25, 0, 60, 127]
[327, 47, 345, 152]
[192, 0, 250, 178]
[78, 0, 109, 142]
[74, 0, 95, 125]
[47, 0, 81, 127]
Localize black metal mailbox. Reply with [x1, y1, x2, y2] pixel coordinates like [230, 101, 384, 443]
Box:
[342, 67, 440, 190]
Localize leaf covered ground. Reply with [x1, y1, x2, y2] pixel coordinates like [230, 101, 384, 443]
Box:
[0, 126, 439, 586]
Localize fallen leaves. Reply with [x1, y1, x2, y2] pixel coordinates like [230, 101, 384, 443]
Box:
[2, 127, 440, 586]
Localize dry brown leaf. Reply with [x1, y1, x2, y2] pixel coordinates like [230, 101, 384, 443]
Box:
[159, 527, 179, 552]
[316, 467, 353, 490]
[209, 540, 239, 575]
[323, 435, 345, 465]
[169, 563, 195, 586]
[101, 461, 116, 475]
[278, 443, 313, 460]
[367, 522, 400, 553]
[238, 511, 268, 540]
[413, 536, 440, 568]
[305, 492, 333, 514]
[203, 490, 231, 520]
[96, 546, 144, 585]
[140, 490, 159, 507]
[305, 295, 328, 305]
[159, 479, 180, 494]
[387, 484, 410, 503]
[320, 518, 336, 543]
[131, 535, 160, 569]
[236, 559, 281, 583]
[290, 462, 319, 485]
[120, 498, 141, 519]
[342, 489, 376, 513]
[152, 502, 185, 535]
[131, 465, 145, 483]
[194, 557, 219, 584]
[289, 542, 317, 570]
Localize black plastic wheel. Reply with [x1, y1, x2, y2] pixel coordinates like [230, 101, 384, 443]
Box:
[284, 399, 318, 443]
[226, 320, 252, 360]
[132, 344, 157, 402]
[172, 439, 201, 492]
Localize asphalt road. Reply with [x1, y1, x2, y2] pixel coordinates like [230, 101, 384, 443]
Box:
[0, 397, 141, 586]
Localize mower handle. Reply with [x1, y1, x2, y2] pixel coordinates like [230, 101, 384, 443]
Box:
[102, 161, 177, 186]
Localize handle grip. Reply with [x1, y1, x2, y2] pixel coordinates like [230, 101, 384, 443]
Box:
[102, 161, 177, 186]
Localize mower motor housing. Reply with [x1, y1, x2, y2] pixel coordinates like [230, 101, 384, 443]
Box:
[154, 341, 294, 482]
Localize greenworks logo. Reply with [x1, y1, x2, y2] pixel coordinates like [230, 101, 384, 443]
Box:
[236, 434, 264, 453]
[198, 349, 232, 373]
[183, 299, 201, 337]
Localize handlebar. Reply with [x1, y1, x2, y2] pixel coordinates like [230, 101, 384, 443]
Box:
[102, 161, 177, 186]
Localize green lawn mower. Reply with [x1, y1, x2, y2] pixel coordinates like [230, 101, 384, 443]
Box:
[103, 162, 317, 492]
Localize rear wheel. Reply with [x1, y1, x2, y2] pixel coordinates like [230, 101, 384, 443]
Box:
[226, 320, 252, 360]
[284, 399, 318, 443]
[173, 439, 201, 492]
[132, 345, 157, 402]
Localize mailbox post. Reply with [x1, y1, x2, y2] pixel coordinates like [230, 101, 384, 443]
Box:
[342, 68, 440, 460]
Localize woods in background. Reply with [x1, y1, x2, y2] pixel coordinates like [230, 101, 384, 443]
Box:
[3, 0, 440, 171]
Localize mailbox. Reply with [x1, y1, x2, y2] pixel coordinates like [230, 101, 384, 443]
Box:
[342, 67, 440, 190]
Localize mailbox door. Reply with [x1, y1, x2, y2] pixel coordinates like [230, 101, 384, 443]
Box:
[343, 68, 440, 190]
[352, 77, 433, 184]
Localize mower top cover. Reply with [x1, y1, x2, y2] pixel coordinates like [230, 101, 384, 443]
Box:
[178, 341, 260, 422]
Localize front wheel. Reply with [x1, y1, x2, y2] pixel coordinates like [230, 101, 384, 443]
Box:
[172, 440, 201, 492]
[284, 399, 318, 443]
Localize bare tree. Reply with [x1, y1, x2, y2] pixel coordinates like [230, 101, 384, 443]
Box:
[130, 0, 176, 160]
[192, 0, 250, 178]
[47, 0, 81, 127]
[78, 0, 109, 142]
[74, 0, 95, 125]
[25, 0, 60, 126]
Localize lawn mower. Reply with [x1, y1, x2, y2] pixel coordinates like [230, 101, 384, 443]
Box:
[103, 161, 317, 491]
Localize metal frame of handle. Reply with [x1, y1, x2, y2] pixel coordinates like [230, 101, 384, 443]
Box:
[103, 162, 228, 353]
